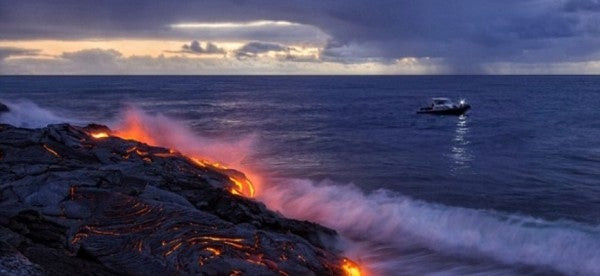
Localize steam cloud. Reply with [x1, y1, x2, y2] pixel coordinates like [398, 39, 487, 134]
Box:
[112, 107, 256, 168]
[0, 100, 80, 128]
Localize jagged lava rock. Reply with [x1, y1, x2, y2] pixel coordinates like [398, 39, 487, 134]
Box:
[0, 123, 346, 275]
[0, 102, 8, 113]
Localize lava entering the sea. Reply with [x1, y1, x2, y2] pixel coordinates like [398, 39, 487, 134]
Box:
[86, 109, 258, 198]
[86, 113, 362, 275]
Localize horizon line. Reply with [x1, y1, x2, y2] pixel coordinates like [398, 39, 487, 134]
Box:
[2, 74, 600, 77]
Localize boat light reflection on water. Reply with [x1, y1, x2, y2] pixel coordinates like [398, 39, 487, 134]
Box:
[450, 115, 473, 172]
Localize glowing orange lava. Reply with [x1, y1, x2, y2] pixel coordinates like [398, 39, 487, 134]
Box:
[204, 247, 221, 256]
[342, 258, 362, 276]
[189, 156, 254, 197]
[86, 115, 257, 198]
[228, 176, 255, 198]
[91, 132, 109, 139]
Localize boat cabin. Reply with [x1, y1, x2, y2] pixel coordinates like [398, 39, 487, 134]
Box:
[432, 97, 452, 105]
[429, 98, 455, 109]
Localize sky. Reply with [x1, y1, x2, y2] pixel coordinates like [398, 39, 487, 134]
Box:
[1, 0, 600, 74]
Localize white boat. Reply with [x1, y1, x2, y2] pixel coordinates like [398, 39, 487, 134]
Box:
[417, 98, 470, 115]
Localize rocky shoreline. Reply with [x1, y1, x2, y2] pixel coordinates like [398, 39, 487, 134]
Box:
[0, 123, 350, 275]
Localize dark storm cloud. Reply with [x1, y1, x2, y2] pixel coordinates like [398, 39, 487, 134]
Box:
[2, 0, 600, 73]
[233, 41, 320, 62]
[563, 0, 600, 12]
[0, 1, 325, 42]
[181, 41, 225, 55]
[235, 42, 289, 59]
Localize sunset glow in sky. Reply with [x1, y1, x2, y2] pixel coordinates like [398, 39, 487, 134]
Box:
[2, 1, 600, 74]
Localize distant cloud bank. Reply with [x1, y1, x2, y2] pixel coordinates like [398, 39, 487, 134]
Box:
[1, 0, 600, 74]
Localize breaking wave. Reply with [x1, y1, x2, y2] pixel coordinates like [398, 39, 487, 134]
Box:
[260, 179, 600, 275]
[2, 101, 599, 275]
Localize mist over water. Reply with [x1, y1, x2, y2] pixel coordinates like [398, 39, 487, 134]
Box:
[2, 76, 600, 275]
[0, 100, 81, 128]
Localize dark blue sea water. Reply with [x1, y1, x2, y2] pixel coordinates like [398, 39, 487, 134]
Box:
[1, 76, 599, 275]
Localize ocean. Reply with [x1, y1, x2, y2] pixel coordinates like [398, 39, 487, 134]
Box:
[1, 76, 599, 275]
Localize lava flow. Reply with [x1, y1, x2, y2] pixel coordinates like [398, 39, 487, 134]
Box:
[90, 128, 256, 198]
[86, 110, 362, 275]
[87, 109, 257, 198]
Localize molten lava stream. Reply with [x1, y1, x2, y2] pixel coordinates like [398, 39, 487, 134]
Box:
[342, 258, 362, 276]
[88, 121, 257, 198]
[91, 132, 109, 139]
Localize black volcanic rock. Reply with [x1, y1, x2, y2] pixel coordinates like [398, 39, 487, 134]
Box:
[0, 103, 8, 113]
[0, 123, 346, 275]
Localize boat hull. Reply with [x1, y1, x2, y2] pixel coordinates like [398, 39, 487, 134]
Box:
[417, 105, 471, 115]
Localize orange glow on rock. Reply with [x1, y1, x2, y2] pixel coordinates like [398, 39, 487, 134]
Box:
[342, 258, 361, 276]
[204, 247, 221, 256]
[43, 144, 60, 157]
